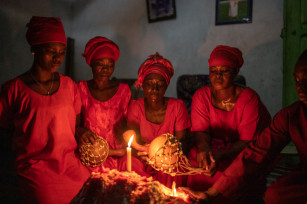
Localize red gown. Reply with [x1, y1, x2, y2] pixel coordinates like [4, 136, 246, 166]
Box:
[187, 86, 271, 191]
[213, 101, 307, 204]
[121, 98, 191, 188]
[78, 81, 131, 170]
[0, 74, 90, 204]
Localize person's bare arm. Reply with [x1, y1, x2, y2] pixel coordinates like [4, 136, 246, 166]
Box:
[214, 140, 250, 162]
[194, 131, 212, 169]
[174, 128, 189, 141]
[178, 186, 220, 202]
[75, 114, 97, 145]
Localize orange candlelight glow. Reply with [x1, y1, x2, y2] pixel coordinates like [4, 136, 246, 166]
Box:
[159, 182, 189, 202]
[172, 181, 178, 197]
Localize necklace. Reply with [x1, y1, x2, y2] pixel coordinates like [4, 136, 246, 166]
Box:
[221, 98, 232, 106]
[221, 97, 235, 111]
[30, 72, 54, 95]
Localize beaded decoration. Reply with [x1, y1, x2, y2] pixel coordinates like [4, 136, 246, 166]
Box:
[79, 136, 109, 167]
[147, 133, 207, 176]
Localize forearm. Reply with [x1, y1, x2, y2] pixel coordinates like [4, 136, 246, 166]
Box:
[75, 126, 88, 142]
[215, 140, 249, 161]
[174, 128, 188, 141]
[205, 187, 220, 201]
[194, 131, 211, 152]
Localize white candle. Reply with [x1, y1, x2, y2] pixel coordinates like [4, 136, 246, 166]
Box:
[127, 135, 134, 172]
[127, 147, 131, 171]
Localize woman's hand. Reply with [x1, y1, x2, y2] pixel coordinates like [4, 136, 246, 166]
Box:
[123, 129, 145, 151]
[76, 127, 97, 145]
[178, 187, 209, 201]
[123, 129, 136, 144]
[137, 144, 150, 162]
[178, 187, 219, 203]
[197, 151, 217, 177]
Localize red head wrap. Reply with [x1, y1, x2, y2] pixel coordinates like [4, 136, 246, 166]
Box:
[134, 53, 174, 90]
[208, 45, 244, 72]
[26, 16, 66, 46]
[82, 36, 120, 66]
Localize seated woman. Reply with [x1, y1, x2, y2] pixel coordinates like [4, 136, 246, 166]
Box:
[76, 36, 131, 171]
[181, 49, 307, 204]
[187, 45, 272, 198]
[0, 16, 90, 203]
[121, 53, 191, 188]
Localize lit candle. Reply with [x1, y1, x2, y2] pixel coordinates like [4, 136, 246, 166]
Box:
[172, 181, 178, 197]
[127, 135, 134, 172]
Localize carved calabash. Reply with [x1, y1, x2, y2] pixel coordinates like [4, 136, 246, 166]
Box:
[148, 134, 180, 171]
[79, 136, 109, 167]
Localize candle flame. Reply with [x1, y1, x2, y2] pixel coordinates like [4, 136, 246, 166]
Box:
[128, 135, 134, 147]
[172, 181, 177, 197]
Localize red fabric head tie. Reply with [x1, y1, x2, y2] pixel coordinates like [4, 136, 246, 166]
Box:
[26, 16, 66, 46]
[134, 52, 174, 90]
[208, 45, 244, 72]
[82, 36, 120, 66]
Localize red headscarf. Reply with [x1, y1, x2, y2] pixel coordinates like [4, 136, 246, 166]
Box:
[134, 53, 174, 90]
[82, 36, 120, 66]
[26, 16, 66, 46]
[208, 45, 244, 72]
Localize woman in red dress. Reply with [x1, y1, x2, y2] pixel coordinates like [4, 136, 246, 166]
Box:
[187, 45, 271, 199]
[0, 16, 90, 203]
[181, 49, 307, 204]
[121, 53, 191, 188]
[76, 36, 131, 171]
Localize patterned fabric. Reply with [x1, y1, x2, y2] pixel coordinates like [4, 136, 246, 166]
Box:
[78, 81, 131, 170]
[0, 74, 90, 204]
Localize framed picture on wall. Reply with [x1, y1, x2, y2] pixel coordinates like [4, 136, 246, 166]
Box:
[215, 0, 253, 25]
[146, 0, 176, 23]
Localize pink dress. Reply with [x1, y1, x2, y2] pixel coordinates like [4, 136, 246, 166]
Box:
[0, 74, 90, 204]
[78, 81, 131, 170]
[122, 97, 191, 188]
[187, 85, 271, 191]
[213, 101, 307, 204]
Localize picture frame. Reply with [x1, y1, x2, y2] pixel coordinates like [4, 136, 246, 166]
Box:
[146, 0, 176, 23]
[215, 0, 253, 25]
